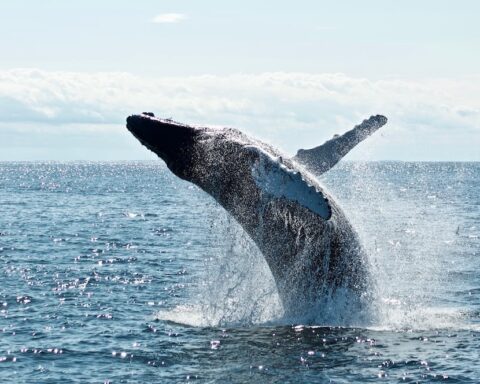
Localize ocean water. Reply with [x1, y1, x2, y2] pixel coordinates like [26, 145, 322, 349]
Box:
[0, 161, 478, 383]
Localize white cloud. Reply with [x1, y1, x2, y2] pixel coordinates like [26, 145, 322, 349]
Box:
[151, 13, 187, 24]
[0, 69, 479, 160]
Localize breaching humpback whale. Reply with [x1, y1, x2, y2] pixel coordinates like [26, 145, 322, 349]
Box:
[126, 113, 387, 317]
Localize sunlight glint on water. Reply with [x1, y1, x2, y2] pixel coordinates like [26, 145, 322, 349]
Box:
[0, 161, 478, 382]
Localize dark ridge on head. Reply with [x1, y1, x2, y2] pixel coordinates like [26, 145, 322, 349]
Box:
[126, 113, 193, 140]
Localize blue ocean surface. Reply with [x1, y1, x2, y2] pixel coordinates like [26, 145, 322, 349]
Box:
[0, 161, 478, 383]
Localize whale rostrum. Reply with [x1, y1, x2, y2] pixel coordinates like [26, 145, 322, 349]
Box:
[126, 113, 387, 318]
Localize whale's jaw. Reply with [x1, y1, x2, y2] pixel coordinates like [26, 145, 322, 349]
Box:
[126, 113, 193, 154]
[126, 112, 199, 177]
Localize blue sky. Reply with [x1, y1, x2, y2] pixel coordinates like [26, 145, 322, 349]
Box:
[0, 1, 479, 160]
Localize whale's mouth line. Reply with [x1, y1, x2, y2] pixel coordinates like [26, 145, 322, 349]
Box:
[125, 112, 200, 173]
[125, 113, 167, 158]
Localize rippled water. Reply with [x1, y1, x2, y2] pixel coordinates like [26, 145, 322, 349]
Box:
[0, 161, 478, 383]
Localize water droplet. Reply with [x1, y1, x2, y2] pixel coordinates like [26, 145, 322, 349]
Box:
[210, 340, 221, 349]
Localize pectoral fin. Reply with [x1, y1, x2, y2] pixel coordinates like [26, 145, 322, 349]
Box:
[293, 115, 388, 175]
[247, 146, 332, 220]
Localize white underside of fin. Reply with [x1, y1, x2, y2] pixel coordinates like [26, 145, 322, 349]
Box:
[247, 146, 331, 220]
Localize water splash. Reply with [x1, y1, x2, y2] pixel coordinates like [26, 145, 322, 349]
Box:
[324, 162, 479, 331]
[157, 162, 479, 331]
[197, 211, 283, 326]
[157, 203, 374, 327]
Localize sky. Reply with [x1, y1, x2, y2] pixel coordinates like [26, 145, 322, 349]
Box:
[0, 0, 479, 161]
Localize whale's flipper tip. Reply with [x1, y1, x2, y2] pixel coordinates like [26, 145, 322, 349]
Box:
[372, 114, 387, 124]
[366, 114, 388, 130]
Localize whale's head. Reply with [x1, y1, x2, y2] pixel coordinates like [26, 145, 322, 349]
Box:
[126, 113, 200, 178]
